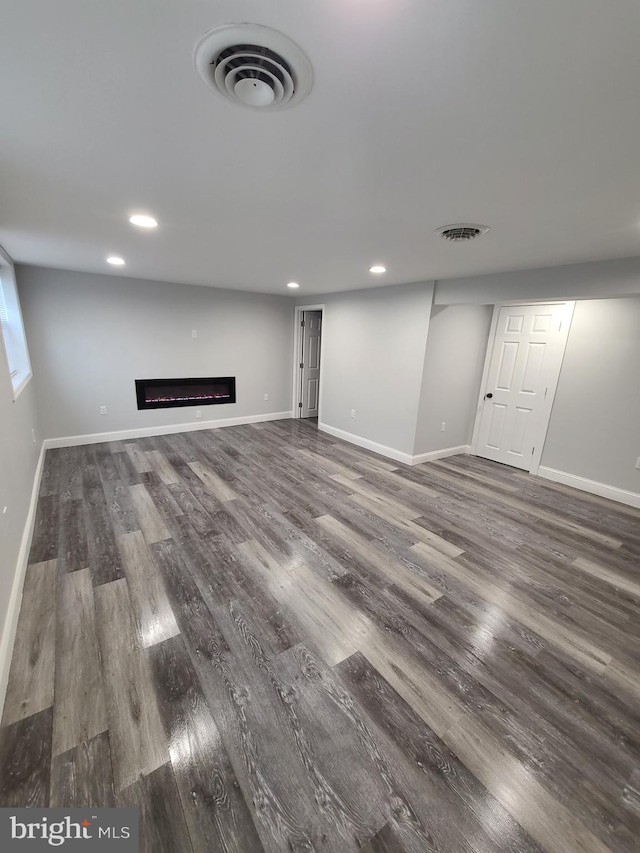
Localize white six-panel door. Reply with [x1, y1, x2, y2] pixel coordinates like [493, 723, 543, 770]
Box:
[474, 303, 573, 471]
[301, 310, 322, 418]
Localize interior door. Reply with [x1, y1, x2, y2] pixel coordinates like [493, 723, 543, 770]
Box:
[475, 303, 572, 470]
[300, 310, 322, 418]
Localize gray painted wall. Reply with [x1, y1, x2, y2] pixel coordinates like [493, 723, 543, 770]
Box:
[414, 304, 492, 455]
[0, 358, 40, 682]
[15, 263, 640, 510]
[17, 266, 294, 440]
[303, 282, 434, 455]
[435, 255, 640, 305]
[541, 297, 640, 493]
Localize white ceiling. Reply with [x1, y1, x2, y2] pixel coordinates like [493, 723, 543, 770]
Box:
[2, 0, 640, 295]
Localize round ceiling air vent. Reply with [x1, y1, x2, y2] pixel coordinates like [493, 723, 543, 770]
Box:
[435, 224, 490, 242]
[194, 25, 313, 110]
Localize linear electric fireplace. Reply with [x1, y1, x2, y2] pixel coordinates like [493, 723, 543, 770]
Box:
[135, 376, 236, 410]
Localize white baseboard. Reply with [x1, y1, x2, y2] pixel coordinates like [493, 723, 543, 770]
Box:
[43, 411, 293, 449]
[318, 423, 470, 467]
[318, 422, 414, 465]
[0, 441, 46, 717]
[411, 445, 471, 465]
[538, 466, 640, 510]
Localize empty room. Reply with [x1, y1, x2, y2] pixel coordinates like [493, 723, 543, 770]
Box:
[1, 2, 640, 851]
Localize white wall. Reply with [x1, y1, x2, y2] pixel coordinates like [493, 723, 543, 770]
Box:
[305, 282, 434, 457]
[0, 352, 41, 708]
[435, 255, 640, 305]
[414, 304, 492, 455]
[541, 297, 640, 494]
[17, 266, 294, 440]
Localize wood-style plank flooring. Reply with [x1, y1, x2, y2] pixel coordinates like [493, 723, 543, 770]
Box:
[1, 419, 640, 852]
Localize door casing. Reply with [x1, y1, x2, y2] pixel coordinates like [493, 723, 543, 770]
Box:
[292, 304, 325, 420]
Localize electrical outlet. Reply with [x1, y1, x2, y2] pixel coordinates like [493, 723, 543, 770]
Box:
[31, 428, 36, 443]
[441, 422, 446, 432]
[195, 410, 202, 419]
[635, 457, 640, 470]
[100, 406, 107, 415]
[192, 329, 198, 338]
[2, 506, 7, 516]
[350, 409, 356, 418]
[264, 393, 269, 401]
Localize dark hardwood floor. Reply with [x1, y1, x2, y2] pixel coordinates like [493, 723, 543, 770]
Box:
[1, 419, 639, 852]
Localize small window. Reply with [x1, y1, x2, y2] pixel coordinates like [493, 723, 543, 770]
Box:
[0, 248, 32, 399]
[0, 278, 14, 374]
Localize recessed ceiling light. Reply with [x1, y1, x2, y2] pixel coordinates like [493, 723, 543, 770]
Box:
[287, 282, 299, 289]
[369, 265, 386, 274]
[129, 214, 158, 228]
[107, 256, 125, 266]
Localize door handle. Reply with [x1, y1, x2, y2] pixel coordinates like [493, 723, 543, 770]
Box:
[484, 392, 493, 399]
